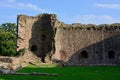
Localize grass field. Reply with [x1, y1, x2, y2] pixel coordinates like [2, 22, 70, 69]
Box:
[0, 64, 120, 80]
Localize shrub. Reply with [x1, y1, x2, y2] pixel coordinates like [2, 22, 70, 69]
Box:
[17, 48, 26, 56]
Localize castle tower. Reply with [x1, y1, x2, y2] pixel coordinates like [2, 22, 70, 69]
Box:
[17, 14, 56, 62]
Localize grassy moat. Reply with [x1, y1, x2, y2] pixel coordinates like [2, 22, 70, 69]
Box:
[0, 64, 120, 80]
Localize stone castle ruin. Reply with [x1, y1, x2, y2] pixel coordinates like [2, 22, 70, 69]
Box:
[17, 14, 120, 66]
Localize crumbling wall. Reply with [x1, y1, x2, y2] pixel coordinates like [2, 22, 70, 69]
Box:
[17, 14, 120, 65]
[53, 23, 120, 65]
[17, 15, 39, 63]
[17, 14, 56, 63]
[17, 15, 37, 51]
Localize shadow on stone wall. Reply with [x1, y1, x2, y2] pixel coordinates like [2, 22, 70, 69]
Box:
[58, 32, 120, 66]
[29, 14, 55, 63]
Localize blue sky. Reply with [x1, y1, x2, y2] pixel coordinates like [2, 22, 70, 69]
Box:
[0, 0, 120, 25]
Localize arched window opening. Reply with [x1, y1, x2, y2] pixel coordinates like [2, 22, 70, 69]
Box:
[80, 51, 88, 58]
[41, 34, 46, 40]
[31, 45, 37, 52]
[108, 51, 115, 59]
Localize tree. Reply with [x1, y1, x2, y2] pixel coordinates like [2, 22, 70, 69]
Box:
[0, 23, 17, 56]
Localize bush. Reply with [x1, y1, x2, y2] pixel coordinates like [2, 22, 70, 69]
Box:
[17, 48, 26, 56]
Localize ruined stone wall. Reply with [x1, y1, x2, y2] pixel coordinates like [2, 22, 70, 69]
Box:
[17, 15, 38, 62]
[53, 24, 120, 65]
[17, 14, 56, 63]
[17, 15, 37, 51]
[17, 14, 120, 65]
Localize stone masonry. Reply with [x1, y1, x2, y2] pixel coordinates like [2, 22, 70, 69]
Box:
[17, 14, 120, 66]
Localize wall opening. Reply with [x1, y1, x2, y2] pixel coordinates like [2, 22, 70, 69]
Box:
[108, 51, 115, 59]
[40, 48, 45, 63]
[41, 34, 46, 40]
[80, 51, 88, 58]
[41, 57, 45, 63]
[31, 45, 37, 52]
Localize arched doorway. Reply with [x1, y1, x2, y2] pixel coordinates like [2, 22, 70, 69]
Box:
[80, 50, 88, 58]
[108, 51, 115, 59]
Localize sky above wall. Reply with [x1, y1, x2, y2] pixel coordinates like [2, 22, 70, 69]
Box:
[0, 0, 120, 25]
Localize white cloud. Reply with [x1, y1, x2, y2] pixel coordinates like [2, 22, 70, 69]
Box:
[0, 0, 54, 13]
[16, 3, 52, 13]
[95, 3, 120, 9]
[61, 15, 120, 24]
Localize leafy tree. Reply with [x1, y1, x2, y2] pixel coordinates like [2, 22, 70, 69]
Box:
[0, 23, 17, 56]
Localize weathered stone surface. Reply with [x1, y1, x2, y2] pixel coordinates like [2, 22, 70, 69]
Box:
[0, 56, 23, 70]
[17, 13, 120, 66]
[0, 67, 58, 76]
[0, 63, 22, 71]
[0, 56, 12, 63]
[0, 71, 58, 76]
[0, 68, 15, 74]
[11, 64, 22, 71]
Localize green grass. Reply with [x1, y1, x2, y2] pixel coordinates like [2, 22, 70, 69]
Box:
[0, 64, 120, 80]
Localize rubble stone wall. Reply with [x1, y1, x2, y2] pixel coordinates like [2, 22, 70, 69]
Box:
[17, 14, 120, 65]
